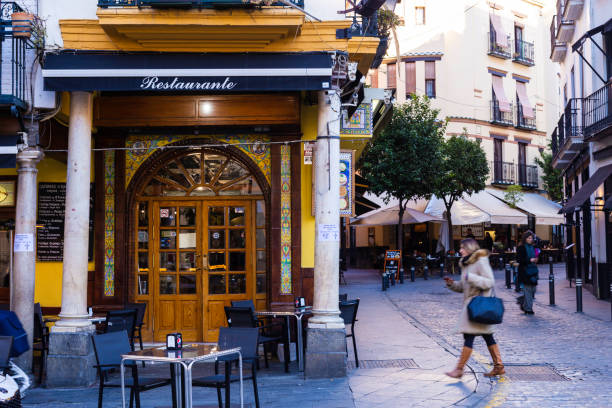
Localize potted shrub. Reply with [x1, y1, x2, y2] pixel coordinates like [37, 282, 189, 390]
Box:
[371, 9, 400, 68]
[11, 11, 34, 38]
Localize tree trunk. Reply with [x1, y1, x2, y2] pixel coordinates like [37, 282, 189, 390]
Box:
[397, 200, 405, 253]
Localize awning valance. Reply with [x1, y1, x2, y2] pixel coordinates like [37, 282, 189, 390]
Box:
[561, 164, 612, 213]
[426, 190, 528, 225]
[492, 75, 511, 112]
[487, 188, 563, 225]
[516, 82, 535, 119]
[43, 51, 336, 92]
[489, 14, 508, 48]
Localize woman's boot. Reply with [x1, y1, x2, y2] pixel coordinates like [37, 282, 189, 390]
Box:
[484, 344, 505, 377]
[445, 346, 472, 378]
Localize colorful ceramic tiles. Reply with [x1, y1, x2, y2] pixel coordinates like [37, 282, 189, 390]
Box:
[125, 134, 271, 188]
[280, 145, 292, 295]
[103, 151, 115, 297]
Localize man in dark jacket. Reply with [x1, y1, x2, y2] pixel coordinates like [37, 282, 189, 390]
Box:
[517, 231, 539, 314]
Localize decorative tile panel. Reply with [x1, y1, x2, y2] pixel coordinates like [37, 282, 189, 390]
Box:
[104, 151, 115, 296]
[125, 134, 271, 187]
[340, 103, 372, 136]
[280, 144, 292, 294]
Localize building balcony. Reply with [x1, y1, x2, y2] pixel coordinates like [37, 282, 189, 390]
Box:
[583, 81, 612, 141]
[560, 0, 583, 22]
[98, 0, 305, 7]
[513, 39, 535, 66]
[551, 98, 584, 170]
[490, 100, 513, 126]
[554, 8, 575, 43]
[516, 104, 536, 130]
[549, 16, 568, 62]
[518, 164, 538, 189]
[0, 2, 33, 114]
[490, 161, 516, 185]
[488, 32, 512, 59]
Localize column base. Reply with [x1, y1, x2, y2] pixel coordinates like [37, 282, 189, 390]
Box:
[305, 328, 347, 378]
[45, 326, 97, 387]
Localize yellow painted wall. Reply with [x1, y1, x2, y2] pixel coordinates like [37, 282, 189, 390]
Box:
[300, 102, 317, 268]
[1, 148, 96, 307]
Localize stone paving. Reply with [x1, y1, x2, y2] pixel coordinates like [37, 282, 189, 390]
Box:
[20, 263, 612, 407]
[383, 263, 612, 408]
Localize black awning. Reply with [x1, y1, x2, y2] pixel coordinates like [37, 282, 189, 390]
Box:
[354, 173, 380, 216]
[561, 164, 612, 213]
[42, 51, 336, 92]
[572, 18, 612, 52]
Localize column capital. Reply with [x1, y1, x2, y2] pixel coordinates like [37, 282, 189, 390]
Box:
[16, 147, 44, 169]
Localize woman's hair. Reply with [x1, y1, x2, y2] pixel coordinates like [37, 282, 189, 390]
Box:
[521, 230, 535, 245]
[460, 238, 480, 254]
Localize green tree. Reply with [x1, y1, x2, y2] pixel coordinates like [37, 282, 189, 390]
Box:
[504, 184, 524, 208]
[359, 95, 445, 252]
[534, 149, 563, 202]
[432, 131, 489, 250]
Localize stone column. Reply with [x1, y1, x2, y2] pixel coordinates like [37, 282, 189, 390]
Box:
[11, 147, 44, 372]
[46, 91, 96, 387]
[305, 90, 346, 378]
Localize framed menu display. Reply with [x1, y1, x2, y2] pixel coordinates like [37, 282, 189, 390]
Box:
[383, 250, 401, 279]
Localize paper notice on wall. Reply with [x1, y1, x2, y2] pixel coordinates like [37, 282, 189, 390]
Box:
[14, 233, 34, 252]
[304, 142, 314, 165]
[318, 224, 340, 242]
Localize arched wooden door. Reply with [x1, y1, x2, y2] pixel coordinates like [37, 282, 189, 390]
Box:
[133, 148, 267, 342]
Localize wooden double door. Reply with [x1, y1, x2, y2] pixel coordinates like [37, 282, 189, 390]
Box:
[150, 199, 255, 342]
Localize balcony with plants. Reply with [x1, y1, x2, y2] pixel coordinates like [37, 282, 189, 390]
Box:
[551, 98, 584, 170]
[513, 38, 534, 66]
[488, 30, 511, 59]
[0, 1, 42, 113]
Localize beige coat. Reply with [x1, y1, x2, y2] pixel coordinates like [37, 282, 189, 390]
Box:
[446, 249, 496, 334]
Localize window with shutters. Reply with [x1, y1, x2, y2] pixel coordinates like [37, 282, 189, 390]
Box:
[415, 7, 425, 25]
[425, 61, 435, 98]
[387, 63, 396, 89]
[405, 62, 416, 97]
[370, 69, 378, 88]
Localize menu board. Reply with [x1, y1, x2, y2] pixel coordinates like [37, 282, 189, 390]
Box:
[383, 250, 401, 278]
[36, 183, 94, 262]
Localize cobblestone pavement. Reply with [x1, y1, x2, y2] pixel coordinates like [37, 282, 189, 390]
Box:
[384, 263, 612, 407]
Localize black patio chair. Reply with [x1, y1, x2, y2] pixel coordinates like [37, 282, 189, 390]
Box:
[192, 327, 260, 408]
[91, 330, 173, 408]
[225, 306, 286, 371]
[339, 299, 360, 368]
[0, 335, 13, 375]
[33, 303, 49, 383]
[339, 293, 348, 302]
[103, 309, 137, 350]
[126, 303, 147, 351]
[230, 300, 265, 327]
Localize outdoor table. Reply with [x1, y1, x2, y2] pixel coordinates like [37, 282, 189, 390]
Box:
[43, 315, 106, 324]
[255, 306, 312, 372]
[120, 344, 243, 408]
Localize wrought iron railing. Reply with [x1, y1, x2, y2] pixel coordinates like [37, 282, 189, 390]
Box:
[583, 81, 612, 139]
[516, 103, 536, 130]
[513, 38, 534, 66]
[518, 164, 538, 188]
[490, 161, 516, 185]
[488, 31, 511, 59]
[551, 127, 559, 157]
[564, 98, 583, 138]
[98, 0, 305, 7]
[490, 100, 513, 126]
[347, 12, 378, 37]
[0, 1, 33, 109]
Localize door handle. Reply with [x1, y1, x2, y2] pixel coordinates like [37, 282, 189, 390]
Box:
[202, 254, 208, 271]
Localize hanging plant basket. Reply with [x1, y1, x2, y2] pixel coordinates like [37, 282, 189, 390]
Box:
[11, 12, 34, 38]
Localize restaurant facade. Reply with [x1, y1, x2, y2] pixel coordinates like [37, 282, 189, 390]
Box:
[0, 0, 384, 382]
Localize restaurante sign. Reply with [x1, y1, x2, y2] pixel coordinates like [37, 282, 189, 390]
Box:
[140, 76, 238, 91]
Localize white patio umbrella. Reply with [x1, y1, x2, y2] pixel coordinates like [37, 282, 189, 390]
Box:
[350, 204, 444, 226]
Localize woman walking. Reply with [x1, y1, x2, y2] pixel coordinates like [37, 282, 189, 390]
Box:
[517, 231, 539, 315]
[443, 238, 505, 378]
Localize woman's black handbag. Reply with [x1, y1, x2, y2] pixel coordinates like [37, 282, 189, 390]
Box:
[467, 288, 504, 325]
